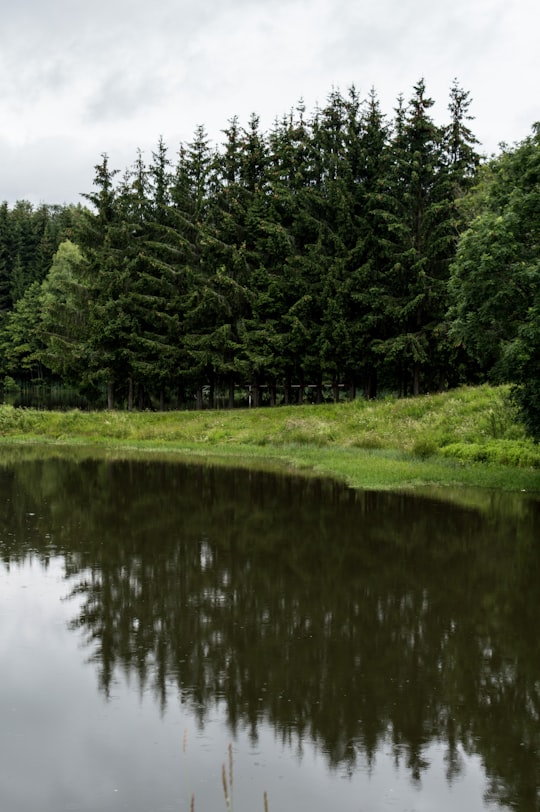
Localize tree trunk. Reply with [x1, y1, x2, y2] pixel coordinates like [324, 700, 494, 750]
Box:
[413, 363, 420, 396]
[364, 369, 377, 400]
[107, 380, 114, 410]
[127, 377, 133, 412]
[208, 370, 214, 410]
[315, 376, 323, 404]
[284, 376, 292, 405]
[438, 372, 446, 393]
[399, 367, 406, 398]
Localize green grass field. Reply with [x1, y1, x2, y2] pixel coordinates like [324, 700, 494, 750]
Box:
[1, 385, 539, 496]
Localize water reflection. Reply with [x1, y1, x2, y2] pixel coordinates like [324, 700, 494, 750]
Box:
[1, 456, 540, 810]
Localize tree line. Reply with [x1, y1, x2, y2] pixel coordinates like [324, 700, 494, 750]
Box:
[0, 80, 538, 436]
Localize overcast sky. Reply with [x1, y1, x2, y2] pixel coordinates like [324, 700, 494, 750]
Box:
[1, 0, 539, 207]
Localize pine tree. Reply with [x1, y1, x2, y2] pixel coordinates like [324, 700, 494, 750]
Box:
[320, 86, 394, 400]
[378, 80, 457, 394]
[238, 113, 287, 404]
[127, 138, 185, 409]
[183, 118, 254, 407]
[0, 202, 11, 315]
[166, 126, 215, 406]
[0, 281, 46, 381]
[263, 104, 326, 402]
[443, 80, 481, 191]
[8, 200, 38, 302]
[300, 89, 375, 400]
[77, 154, 130, 408]
[348, 88, 394, 398]
[115, 149, 154, 408]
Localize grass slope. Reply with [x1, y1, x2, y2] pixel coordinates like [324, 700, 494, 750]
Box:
[1, 385, 539, 495]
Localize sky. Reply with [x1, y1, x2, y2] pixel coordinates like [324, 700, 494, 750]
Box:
[1, 0, 539, 207]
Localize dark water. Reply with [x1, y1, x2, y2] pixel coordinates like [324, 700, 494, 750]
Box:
[1, 456, 540, 812]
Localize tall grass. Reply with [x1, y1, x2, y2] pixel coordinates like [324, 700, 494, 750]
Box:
[1, 385, 539, 495]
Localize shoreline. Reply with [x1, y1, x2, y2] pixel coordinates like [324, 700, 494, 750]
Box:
[1, 385, 539, 504]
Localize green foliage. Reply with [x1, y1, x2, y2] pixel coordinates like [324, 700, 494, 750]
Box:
[411, 437, 438, 458]
[2, 375, 17, 392]
[39, 239, 89, 381]
[0, 200, 81, 311]
[449, 124, 540, 439]
[0, 79, 510, 413]
[0, 280, 45, 379]
[440, 440, 540, 468]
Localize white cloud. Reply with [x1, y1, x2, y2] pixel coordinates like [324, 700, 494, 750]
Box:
[1, 0, 539, 205]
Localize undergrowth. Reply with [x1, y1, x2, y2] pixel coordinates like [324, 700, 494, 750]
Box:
[1, 385, 539, 493]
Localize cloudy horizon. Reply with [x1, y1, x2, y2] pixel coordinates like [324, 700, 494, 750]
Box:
[1, 0, 539, 207]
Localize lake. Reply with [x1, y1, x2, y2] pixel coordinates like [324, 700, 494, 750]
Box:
[1, 454, 539, 811]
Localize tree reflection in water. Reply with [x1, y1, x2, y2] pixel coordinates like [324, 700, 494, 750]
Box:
[1, 456, 540, 810]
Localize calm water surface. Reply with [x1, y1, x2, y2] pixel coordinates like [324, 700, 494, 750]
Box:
[1, 456, 539, 811]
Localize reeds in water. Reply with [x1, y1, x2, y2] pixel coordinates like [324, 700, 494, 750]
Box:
[183, 731, 269, 811]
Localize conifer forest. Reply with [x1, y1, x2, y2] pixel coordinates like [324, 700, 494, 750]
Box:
[1, 80, 539, 438]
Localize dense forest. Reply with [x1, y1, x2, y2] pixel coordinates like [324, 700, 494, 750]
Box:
[0, 80, 538, 437]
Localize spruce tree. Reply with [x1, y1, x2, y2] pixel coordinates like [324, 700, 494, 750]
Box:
[8, 201, 38, 302]
[264, 104, 326, 402]
[379, 80, 457, 394]
[183, 118, 254, 407]
[129, 137, 186, 408]
[341, 87, 393, 398]
[310, 89, 352, 400]
[168, 126, 215, 406]
[0, 280, 46, 382]
[115, 148, 154, 408]
[77, 154, 130, 408]
[0, 202, 11, 315]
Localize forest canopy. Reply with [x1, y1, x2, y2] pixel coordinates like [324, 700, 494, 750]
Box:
[0, 81, 538, 438]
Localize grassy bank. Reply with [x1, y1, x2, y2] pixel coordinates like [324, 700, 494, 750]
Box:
[1, 385, 539, 495]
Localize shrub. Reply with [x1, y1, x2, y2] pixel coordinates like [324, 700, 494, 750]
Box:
[412, 437, 438, 459]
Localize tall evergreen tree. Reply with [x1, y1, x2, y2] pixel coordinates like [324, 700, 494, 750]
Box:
[443, 80, 481, 190]
[0, 202, 86, 386]
[0, 281, 46, 381]
[377, 80, 457, 394]
[0, 202, 13, 316]
[340, 87, 393, 398]
[77, 154, 131, 408]
[263, 104, 327, 401]
[8, 201, 39, 302]
[167, 126, 215, 405]
[127, 137, 186, 408]
[0, 81, 487, 409]
[309, 89, 351, 400]
[183, 118, 254, 407]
